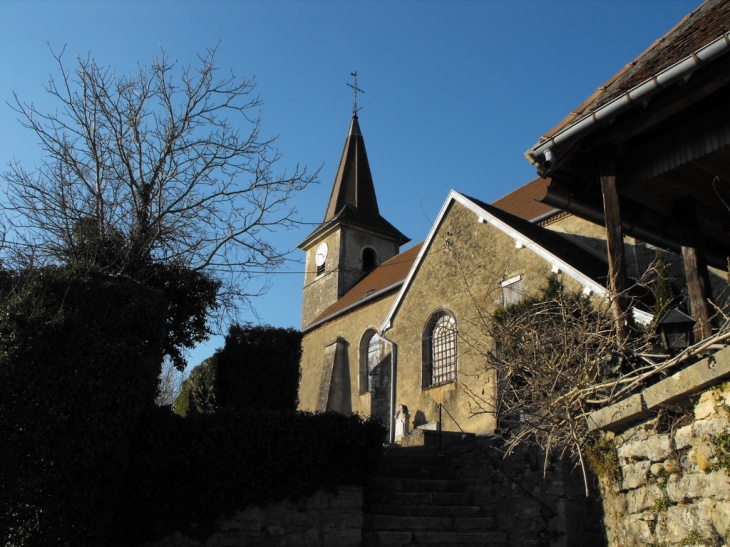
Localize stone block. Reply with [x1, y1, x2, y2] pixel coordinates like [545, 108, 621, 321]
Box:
[650, 462, 667, 477]
[621, 460, 651, 491]
[656, 502, 715, 545]
[618, 433, 672, 462]
[616, 425, 649, 447]
[711, 500, 730, 537]
[323, 528, 361, 547]
[675, 424, 694, 449]
[693, 416, 730, 438]
[614, 514, 655, 545]
[587, 394, 649, 432]
[696, 391, 719, 420]
[666, 471, 730, 503]
[643, 347, 730, 409]
[626, 483, 664, 513]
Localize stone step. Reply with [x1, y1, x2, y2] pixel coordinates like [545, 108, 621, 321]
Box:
[376, 462, 458, 480]
[368, 477, 466, 493]
[365, 491, 474, 507]
[363, 530, 508, 547]
[365, 515, 494, 533]
[380, 453, 451, 468]
[367, 504, 482, 518]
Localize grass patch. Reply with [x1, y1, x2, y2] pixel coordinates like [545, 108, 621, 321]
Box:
[585, 433, 621, 486]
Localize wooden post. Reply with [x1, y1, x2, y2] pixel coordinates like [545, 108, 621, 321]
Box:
[674, 199, 714, 341]
[599, 148, 632, 341]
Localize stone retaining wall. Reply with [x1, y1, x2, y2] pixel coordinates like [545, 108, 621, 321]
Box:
[590, 346, 730, 546]
[444, 437, 606, 546]
[142, 486, 363, 547]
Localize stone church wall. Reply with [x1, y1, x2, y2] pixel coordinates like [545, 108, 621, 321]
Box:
[386, 201, 587, 435]
[301, 230, 343, 328]
[298, 293, 396, 423]
[141, 486, 363, 547]
[590, 347, 730, 546]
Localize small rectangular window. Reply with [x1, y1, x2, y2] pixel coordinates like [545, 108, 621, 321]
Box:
[501, 275, 522, 306]
[316, 264, 325, 276]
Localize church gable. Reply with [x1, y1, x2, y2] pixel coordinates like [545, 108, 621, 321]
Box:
[379, 191, 616, 436]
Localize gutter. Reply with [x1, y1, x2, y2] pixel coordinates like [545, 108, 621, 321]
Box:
[529, 207, 562, 225]
[527, 30, 730, 167]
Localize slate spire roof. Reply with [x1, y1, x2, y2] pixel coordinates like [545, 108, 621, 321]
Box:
[324, 115, 378, 221]
[300, 115, 409, 248]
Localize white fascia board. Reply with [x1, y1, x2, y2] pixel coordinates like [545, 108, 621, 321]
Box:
[632, 308, 654, 325]
[380, 190, 461, 334]
[380, 190, 609, 334]
[450, 192, 608, 298]
[527, 30, 730, 165]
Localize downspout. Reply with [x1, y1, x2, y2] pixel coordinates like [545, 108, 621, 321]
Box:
[379, 332, 397, 444]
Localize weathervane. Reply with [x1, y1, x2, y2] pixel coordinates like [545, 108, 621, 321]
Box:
[347, 71, 365, 115]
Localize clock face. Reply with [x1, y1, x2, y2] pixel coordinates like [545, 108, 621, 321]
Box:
[315, 242, 328, 267]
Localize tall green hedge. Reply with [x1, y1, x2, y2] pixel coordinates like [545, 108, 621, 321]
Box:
[1, 268, 385, 547]
[215, 324, 303, 411]
[0, 268, 167, 547]
[112, 408, 385, 545]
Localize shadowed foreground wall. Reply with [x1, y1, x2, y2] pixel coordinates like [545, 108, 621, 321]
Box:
[141, 487, 363, 547]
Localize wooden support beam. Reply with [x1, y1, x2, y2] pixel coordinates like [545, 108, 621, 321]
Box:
[674, 199, 714, 341]
[599, 148, 633, 341]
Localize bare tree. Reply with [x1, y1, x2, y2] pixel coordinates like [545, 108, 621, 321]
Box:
[2, 45, 317, 313]
[461, 271, 730, 494]
[156, 358, 184, 407]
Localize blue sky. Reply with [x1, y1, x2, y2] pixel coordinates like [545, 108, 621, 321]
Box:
[0, 0, 700, 370]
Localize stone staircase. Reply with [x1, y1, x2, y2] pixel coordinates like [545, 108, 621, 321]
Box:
[362, 445, 506, 546]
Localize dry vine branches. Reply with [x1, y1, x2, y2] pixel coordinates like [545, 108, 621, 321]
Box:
[462, 272, 730, 494]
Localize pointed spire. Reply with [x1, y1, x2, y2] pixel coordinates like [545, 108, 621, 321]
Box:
[299, 114, 409, 249]
[323, 115, 379, 222]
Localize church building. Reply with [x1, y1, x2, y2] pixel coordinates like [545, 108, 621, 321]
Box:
[297, 114, 630, 441]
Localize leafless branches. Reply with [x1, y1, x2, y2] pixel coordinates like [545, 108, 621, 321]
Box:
[155, 358, 184, 407]
[462, 270, 730, 495]
[2, 44, 317, 313]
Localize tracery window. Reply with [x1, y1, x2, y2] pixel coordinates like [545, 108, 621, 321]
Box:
[422, 311, 457, 388]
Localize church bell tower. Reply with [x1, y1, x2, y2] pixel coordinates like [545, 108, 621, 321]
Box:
[299, 114, 409, 328]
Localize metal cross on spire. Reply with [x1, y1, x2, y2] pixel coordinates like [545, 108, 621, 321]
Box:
[347, 71, 365, 115]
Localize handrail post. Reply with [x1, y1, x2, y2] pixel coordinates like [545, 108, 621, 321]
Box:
[438, 403, 442, 453]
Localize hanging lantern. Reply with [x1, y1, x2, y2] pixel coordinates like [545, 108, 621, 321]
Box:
[657, 308, 695, 350]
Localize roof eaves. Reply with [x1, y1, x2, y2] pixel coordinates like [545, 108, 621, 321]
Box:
[381, 189, 608, 334]
[527, 27, 730, 170]
[379, 191, 458, 333]
[303, 280, 405, 334]
[452, 193, 609, 298]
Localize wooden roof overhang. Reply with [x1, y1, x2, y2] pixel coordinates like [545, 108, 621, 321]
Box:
[527, 28, 730, 270]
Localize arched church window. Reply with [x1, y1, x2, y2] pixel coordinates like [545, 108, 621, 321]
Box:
[359, 329, 380, 393]
[362, 247, 378, 273]
[422, 311, 457, 388]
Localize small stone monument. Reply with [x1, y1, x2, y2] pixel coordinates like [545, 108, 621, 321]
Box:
[394, 404, 410, 441]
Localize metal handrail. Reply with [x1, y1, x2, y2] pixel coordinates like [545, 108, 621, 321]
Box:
[437, 403, 465, 453]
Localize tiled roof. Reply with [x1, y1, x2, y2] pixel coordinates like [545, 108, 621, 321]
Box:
[304, 242, 424, 330]
[491, 177, 556, 222]
[542, 0, 730, 140]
